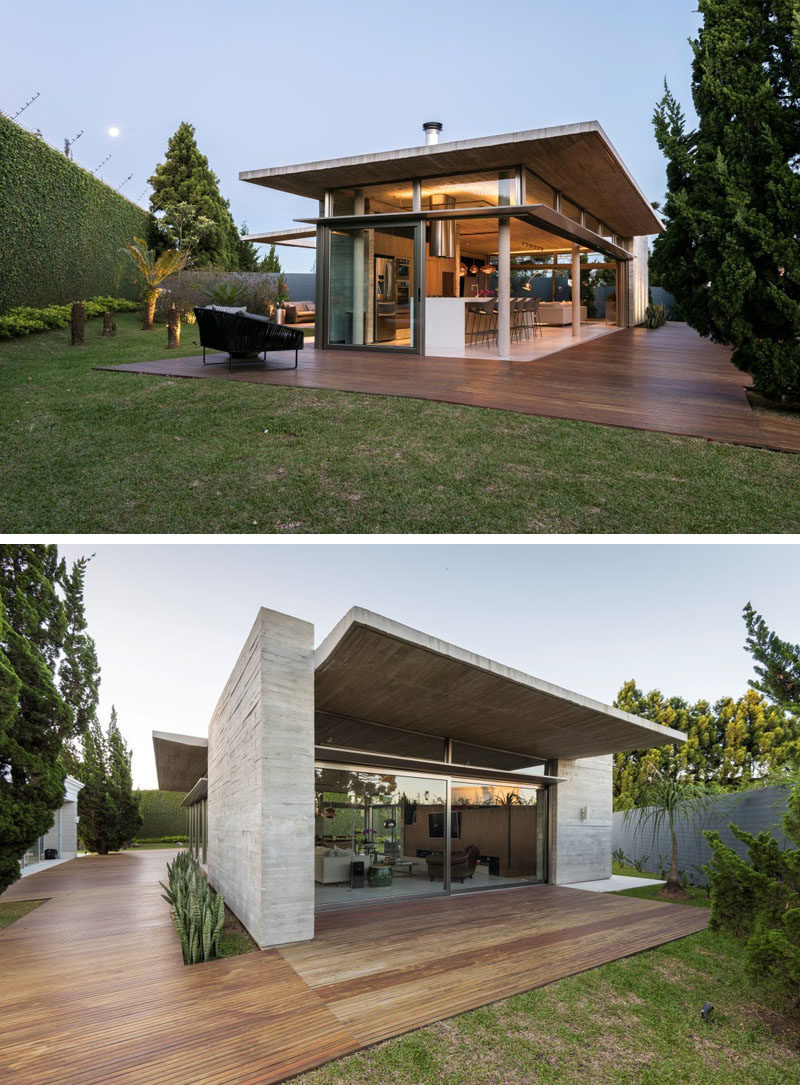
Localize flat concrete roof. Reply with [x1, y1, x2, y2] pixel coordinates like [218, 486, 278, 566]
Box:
[152, 730, 208, 792]
[242, 226, 317, 248]
[314, 608, 686, 762]
[240, 122, 663, 238]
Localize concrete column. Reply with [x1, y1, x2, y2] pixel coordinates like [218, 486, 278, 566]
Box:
[352, 190, 365, 344]
[497, 217, 511, 359]
[549, 755, 613, 884]
[571, 244, 581, 338]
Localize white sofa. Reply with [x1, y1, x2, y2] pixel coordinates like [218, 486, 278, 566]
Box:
[314, 846, 371, 884]
[538, 301, 588, 325]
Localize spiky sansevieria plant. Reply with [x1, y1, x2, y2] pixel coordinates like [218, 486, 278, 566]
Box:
[120, 237, 191, 330]
[160, 850, 225, 964]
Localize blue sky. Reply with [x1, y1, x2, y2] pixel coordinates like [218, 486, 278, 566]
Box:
[3, 1, 703, 272]
[58, 543, 798, 788]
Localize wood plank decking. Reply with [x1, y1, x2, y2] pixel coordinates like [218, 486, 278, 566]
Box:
[1, 852, 708, 1085]
[98, 322, 800, 453]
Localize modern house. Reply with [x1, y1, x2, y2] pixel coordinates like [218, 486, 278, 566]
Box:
[241, 121, 661, 360]
[153, 607, 684, 950]
[20, 775, 84, 874]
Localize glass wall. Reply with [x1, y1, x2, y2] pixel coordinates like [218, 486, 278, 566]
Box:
[331, 181, 414, 216]
[523, 169, 556, 208]
[420, 169, 517, 209]
[450, 783, 547, 886]
[327, 224, 417, 349]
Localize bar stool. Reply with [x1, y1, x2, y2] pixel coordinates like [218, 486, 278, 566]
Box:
[478, 298, 497, 345]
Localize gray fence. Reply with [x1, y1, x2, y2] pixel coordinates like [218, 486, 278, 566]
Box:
[612, 785, 792, 885]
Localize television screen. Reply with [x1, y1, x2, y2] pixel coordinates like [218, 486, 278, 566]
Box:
[428, 812, 461, 839]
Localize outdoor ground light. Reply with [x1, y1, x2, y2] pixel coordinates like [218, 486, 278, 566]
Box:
[700, 1002, 714, 1023]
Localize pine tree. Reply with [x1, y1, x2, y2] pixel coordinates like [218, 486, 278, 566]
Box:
[743, 601, 800, 709]
[59, 556, 100, 775]
[260, 243, 282, 273]
[651, 1, 800, 398]
[0, 546, 72, 893]
[238, 222, 260, 272]
[78, 708, 141, 853]
[149, 122, 243, 270]
[107, 707, 142, 846]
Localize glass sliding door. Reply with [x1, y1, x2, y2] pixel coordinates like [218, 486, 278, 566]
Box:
[314, 766, 448, 907]
[326, 224, 419, 351]
[449, 782, 547, 891]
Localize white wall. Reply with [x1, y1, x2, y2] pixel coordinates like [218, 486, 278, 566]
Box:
[627, 236, 650, 326]
[207, 607, 315, 948]
[550, 754, 613, 884]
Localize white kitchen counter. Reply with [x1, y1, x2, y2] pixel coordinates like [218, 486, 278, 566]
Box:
[423, 297, 474, 356]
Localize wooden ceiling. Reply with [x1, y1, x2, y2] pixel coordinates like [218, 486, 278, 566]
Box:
[152, 731, 208, 792]
[241, 122, 663, 238]
[314, 611, 686, 762]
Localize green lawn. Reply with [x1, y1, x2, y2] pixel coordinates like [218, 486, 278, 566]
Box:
[295, 898, 799, 1085]
[2, 314, 800, 533]
[0, 898, 45, 930]
[611, 861, 663, 880]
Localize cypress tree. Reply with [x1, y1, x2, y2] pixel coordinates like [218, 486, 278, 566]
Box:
[0, 546, 71, 893]
[260, 243, 282, 273]
[743, 601, 800, 709]
[78, 707, 141, 853]
[651, 1, 800, 398]
[59, 556, 100, 775]
[238, 222, 260, 272]
[149, 122, 243, 270]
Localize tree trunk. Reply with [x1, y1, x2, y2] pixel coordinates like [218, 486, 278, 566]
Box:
[71, 302, 85, 346]
[102, 311, 115, 337]
[658, 826, 689, 898]
[143, 290, 158, 330]
[167, 304, 180, 349]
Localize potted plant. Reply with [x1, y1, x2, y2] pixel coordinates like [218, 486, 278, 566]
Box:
[274, 275, 289, 324]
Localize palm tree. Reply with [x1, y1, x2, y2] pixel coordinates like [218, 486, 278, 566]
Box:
[121, 237, 191, 330]
[628, 775, 710, 898]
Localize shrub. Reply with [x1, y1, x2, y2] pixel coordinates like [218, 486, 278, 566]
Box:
[644, 302, 669, 329]
[203, 280, 248, 307]
[0, 297, 138, 339]
[137, 790, 187, 839]
[704, 780, 800, 1006]
[160, 851, 225, 964]
[156, 269, 280, 323]
[134, 835, 187, 844]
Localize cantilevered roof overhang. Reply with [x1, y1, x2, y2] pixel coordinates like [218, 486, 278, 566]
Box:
[299, 204, 634, 264]
[152, 730, 208, 792]
[314, 608, 686, 763]
[240, 121, 663, 239]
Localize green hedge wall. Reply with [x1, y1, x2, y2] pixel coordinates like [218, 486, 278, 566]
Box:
[0, 116, 152, 313]
[136, 790, 187, 839]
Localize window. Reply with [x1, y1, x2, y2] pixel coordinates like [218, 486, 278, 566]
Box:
[419, 169, 518, 210]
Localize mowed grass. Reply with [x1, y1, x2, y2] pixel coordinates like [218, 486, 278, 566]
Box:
[2, 314, 800, 533]
[0, 898, 45, 930]
[294, 923, 800, 1085]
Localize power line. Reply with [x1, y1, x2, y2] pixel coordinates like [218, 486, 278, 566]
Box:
[9, 89, 40, 120]
[93, 154, 112, 173]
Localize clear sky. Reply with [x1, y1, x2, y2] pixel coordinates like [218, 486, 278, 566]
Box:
[57, 542, 798, 789]
[2, 1, 703, 272]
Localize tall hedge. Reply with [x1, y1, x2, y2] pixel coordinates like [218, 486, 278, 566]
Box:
[0, 116, 152, 313]
[136, 790, 186, 839]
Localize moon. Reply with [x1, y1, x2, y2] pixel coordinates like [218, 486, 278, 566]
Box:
[108, 126, 120, 138]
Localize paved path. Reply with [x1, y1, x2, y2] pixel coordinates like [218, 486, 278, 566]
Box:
[1, 850, 708, 1085]
[99, 323, 800, 453]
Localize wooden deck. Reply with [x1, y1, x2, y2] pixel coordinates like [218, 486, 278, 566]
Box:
[1, 852, 708, 1085]
[98, 322, 800, 453]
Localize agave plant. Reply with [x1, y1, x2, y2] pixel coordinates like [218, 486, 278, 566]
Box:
[121, 237, 191, 330]
[203, 280, 248, 308]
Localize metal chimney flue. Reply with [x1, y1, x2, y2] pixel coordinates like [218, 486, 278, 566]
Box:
[423, 121, 443, 146]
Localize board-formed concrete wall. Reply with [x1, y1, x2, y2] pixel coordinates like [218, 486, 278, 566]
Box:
[627, 236, 650, 326]
[550, 754, 613, 884]
[207, 607, 315, 947]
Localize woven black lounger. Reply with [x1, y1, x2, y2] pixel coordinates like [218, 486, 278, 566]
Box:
[194, 307, 304, 371]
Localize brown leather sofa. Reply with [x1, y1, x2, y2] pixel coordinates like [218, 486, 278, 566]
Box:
[426, 844, 480, 883]
[284, 301, 315, 324]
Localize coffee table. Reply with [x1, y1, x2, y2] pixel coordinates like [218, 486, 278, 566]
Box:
[392, 860, 413, 877]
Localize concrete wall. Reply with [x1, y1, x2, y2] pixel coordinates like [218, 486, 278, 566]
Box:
[612, 785, 792, 886]
[207, 607, 315, 948]
[550, 755, 613, 884]
[40, 800, 79, 859]
[626, 236, 650, 326]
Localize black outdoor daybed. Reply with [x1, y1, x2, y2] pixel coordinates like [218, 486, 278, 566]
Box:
[194, 306, 304, 371]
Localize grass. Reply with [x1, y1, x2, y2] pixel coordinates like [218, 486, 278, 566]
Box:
[294, 898, 799, 1085]
[2, 313, 800, 532]
[125, 842, 187, 850]
[218, 905, 258, 958]
[0, 898, 45, 930]
[616, 882, 711, 908]
[611, 861, 662, 880]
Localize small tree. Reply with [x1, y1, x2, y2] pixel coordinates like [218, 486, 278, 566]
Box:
[156, 201, 216, 253]
[121, 237, 191, 330]
[260, 243, 282, 273]
[626, 775, 710, 897]
[704, 780, 800, 1006]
